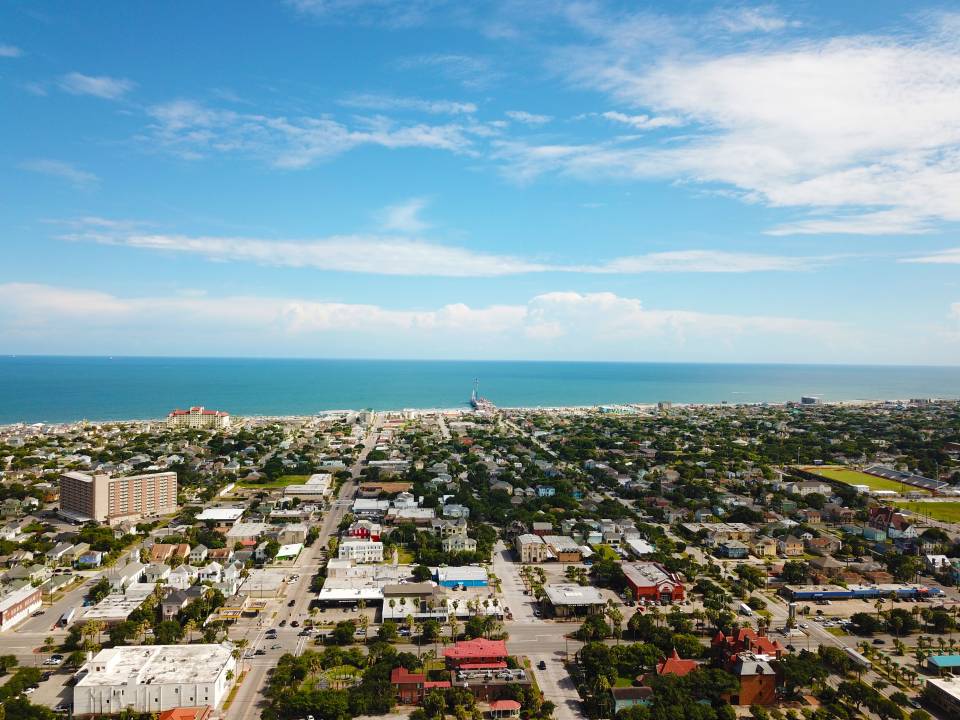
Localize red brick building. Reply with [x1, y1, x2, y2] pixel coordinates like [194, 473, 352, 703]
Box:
[621, 562, 685, 603]
[712, 627, 785, 660]
[390, 667, 451, 704]
[724, 653, 781, 705]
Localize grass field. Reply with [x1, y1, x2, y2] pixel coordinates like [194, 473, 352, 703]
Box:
[236, 473, 308, 489]
[804, 467, 930, 495]
[894, 501, 960, 523]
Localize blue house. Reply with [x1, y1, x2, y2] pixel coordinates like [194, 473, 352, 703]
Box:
[715, 541, 749, 559]
[536, 485, 556, 497]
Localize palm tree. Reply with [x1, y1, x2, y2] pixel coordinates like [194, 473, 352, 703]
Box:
[358, 614, 370, 645]
[607, 605, 624, 646]
[183, 619, 197, 643]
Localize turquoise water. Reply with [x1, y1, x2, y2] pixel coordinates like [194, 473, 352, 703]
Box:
[1, 356, 960, 423]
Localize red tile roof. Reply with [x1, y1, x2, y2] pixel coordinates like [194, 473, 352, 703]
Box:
[443, 638, 508, 660]
[489, 700, 521, 711]
[656, 649, 698, 677]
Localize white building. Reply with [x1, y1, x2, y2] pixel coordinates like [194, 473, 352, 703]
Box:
[73, 644, 236, 715]
[337, 539, 384, 564]
[0, 584, 43, 631]
[284, 473, 332, 499]
[167, 406, 231, 430]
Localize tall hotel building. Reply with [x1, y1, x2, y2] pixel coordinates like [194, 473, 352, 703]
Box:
[167, 406, 231, 430]
[60, 471, 178, 525]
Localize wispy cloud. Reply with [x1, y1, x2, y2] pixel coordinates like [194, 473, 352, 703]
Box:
[286, 0, 438, 28]
[395, 53, 500, 89]
[59, 216, 823, 277]
[59, 72, 135, 99]
[340, 93, 477, 115]
[0, 44, 23, 58]
[900, 248, 960, 265]
[20, 159, 99, 188]
[505, 110, 552, 125]
[712, 5, 797, 33]
[377, 197, 432, 234]
[599, 111, 682, 130]
[143, 99, 485, 167]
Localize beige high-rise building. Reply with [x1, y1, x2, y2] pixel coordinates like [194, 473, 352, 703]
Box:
[167, 406, 231, 430]
[60, 471, 178, 525]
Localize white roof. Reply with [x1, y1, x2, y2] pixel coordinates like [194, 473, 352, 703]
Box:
[276, 543, 303, 558]
[436, 566, 488, 582]
[544, 584, 605, 606]
[196, 508, 244, 521]
[76, 644, 233, 687]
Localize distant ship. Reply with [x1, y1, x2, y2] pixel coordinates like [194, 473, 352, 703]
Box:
[470, 379, 496, 412]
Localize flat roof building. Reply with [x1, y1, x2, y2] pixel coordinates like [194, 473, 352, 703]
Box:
[0, 584, 42, 631]
[61, 471, 178, 525]
[167, 407, 231, 430]
[925, 676, 960, 717]
[74, 644, 236, 715]
[542, 584, 606, 618]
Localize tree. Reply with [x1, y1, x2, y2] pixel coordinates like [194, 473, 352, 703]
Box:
[412, 565, 433, 582]
[333, 620, 357, 645]
[0, 655, 18, 675]
[778, 650, 828, 697]
[378, 620, 399, 642]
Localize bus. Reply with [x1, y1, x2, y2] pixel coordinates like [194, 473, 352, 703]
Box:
[58, 607, 77, 628]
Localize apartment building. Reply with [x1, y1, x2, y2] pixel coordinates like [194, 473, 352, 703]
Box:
[337, 540, 384, 564]
[167, 406, 231, 430]
[60, 471, 178, 525]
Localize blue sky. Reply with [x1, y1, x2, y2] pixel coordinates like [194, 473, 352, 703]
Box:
[2, 0, 959, 363]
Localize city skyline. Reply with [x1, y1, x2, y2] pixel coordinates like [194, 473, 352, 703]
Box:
[3, 1, 960, 363]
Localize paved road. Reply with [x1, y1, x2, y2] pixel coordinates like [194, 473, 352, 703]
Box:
[223, 414, 379, 720]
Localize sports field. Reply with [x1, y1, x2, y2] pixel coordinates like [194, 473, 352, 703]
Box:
[894, 501, 960, 523]
[803, 467, 930, 495]
[236, 473, 307, 489]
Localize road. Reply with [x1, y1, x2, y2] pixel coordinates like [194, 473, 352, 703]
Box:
[223, 413, 380, 720]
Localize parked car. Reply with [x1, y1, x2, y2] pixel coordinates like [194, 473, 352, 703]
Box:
[288, 599, 296, 607]
[54, 704, 71, 713]
[873, 638, 885, 644]
[537, 660, 547, 670]
[291, 620, 300, 627]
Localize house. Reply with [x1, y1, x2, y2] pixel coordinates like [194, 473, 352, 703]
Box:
[487, 700, 522, 719]
[712, 628, 785, 661]
[778, 536, 805, 557]
[46, 542, 76, 566]
[535, 485, 556, 497]
[390, 667, 451, 704]
[751, 538, 778, 558]
[611, 687, 652, 713]
[716, 540, 749, 559]
[926, 554, 952, 573]
[531, 522, 553, 537]
[167, 564, 199, 590]
[346, 520, 382, 542]
[144, 563, 172, 584]
[652, 649, 698, 678]
[805, 536, 842, 556]
[442, 535, 478, 553]
[800, 509, 821, 524]
[104, 561, 145, 592]
[515, 534, 550, 563]
[725, 653, 782, 705]
[808, 556, 845, 579]
[150, 543, 191, 564]
[161, 587, 204, 619]
[189, 545, 209, 565]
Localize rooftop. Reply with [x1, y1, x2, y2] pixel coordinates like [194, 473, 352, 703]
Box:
[76, 644, 234, 687]
[543, 583, 606, 606]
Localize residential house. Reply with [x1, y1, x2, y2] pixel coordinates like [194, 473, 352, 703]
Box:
[778, 536, 805, 557]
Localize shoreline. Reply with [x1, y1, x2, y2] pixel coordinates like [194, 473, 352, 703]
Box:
[1, 397, 955, 430]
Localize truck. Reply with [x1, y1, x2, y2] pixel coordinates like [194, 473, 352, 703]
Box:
[844, 647, 871, 669]
[58, 607, 77, 628]
[737, 602, 754, 617]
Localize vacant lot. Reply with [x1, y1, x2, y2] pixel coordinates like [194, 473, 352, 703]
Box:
[236, 474, 308, 489]
[805, 467, 930, 495]
[894, 501, 960, 523]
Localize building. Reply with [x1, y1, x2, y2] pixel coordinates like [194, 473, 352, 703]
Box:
[73, 644, 236, 715]
[725, 653, 781, 705]
[0, 584, 42, 631]
[390, 667, 451, 704]
[926, 655, 960, 673]
[442, 534, 478, 553]
[515, 534, 550, 563]
[60, 471, 178, 525]
[778, 536, 805, 557]
[443, 638, 508, 670]
[542, 536, 582, 562]
[150, 543, 191, 564]
[195, 508, 244, 531]
[167, 407, 231, 430]
[337, 540, 384, 564]
[284, 473, 333, 499]
[611, 687, 652, 714]
[542, 584, 606, 618]
[622, 562, 685, 603]
[654, 649, 698, 678]
[925, 676, 960, 716]
[436, 566, 488, 588]
[716, 540, 749, 559]
[713, 628, 785, 660]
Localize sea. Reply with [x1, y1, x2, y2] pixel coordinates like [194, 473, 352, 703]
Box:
[2, 356, 960, 424]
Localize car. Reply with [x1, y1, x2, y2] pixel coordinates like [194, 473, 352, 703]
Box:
[786, 644, 796, 651]
[288, 599, 296, 607]
[41, 672, 52, 681]
[32, 610, 45, 617]
[291, 620, 300, 627]
[873, 638, 885, 644]
[279, 620, 287, 627]
[271, 643, 283, 649]
[799, 623, 808, 629]
[319, 607, 326, 613]
[23, 686, 37, 695]
[537, 660, 547, 670]
[255, 649, 266, 655]
[54, 704, 71, 714]
[908, 699, 922, 709]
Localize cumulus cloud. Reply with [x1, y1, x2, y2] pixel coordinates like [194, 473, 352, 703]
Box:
[518, 21, 960, 234]
[0, 283, 840, 360]
[59, 72, 134, 99]
[58, 217, 822, 277]
[20, 159, 99, 188]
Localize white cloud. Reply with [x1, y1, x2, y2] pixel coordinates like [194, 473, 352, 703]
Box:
[341, 93, 477, 115]
[59, 72, 135, 99]
[20, 159, 99, 188]
[59, 217, 821, 277]
[900, 248, 960, 265]
[599, 111, 681, 130]
[377, 197, 432, 234]
[713, 6, 796, 34]
[505, 110, 552, 125]
[529, 25, 960, 234]
[144, 99, 482, 167]
[0, 283, 840, 360]
[396, 53, 499, 90]
[0, 44, 23, 58]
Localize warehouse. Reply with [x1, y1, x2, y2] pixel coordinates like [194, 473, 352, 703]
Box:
[435, 566, 488, 588]
[542, 584, 606, 618]
[780, 583, 942, 601]
[73, 644, 236, 715]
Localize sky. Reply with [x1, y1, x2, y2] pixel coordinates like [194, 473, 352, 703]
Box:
[2, 0, 960, 364]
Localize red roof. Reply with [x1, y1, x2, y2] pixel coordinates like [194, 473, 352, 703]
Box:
[656, 649, 698, 677]
[424, 681, 451, 689]
[158, 709, 211, 720]
[459, 662, 508, 670]
[391, 667, 425, 684]
[443, 638, 508, 660]
[489, 701, 521, 711]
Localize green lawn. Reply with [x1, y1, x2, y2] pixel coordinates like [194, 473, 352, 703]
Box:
[805, 467, 930, 495]
[894, 501, 960, 523]
[236, 474, 308, 489]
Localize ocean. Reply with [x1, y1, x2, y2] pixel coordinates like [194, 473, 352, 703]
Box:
[1, 356, 960, 424]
